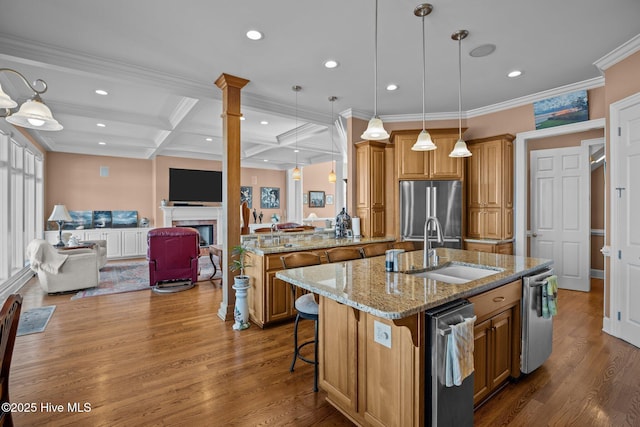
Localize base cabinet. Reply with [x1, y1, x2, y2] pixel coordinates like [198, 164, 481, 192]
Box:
[45, 228, 151, 259]
[468, 280, 521, 407]
[465, 241, 513, 255]
[320, 297, 423, 427]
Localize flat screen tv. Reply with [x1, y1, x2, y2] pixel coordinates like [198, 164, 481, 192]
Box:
[169, 168, 223, 203]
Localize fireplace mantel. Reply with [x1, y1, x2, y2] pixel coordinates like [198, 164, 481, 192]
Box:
[161, 206, 224, 244]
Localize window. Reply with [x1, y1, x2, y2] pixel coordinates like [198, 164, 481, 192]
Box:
[0, 129, 44, 286]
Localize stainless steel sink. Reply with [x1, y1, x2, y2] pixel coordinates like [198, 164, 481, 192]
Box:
[405, 262, 502, 284]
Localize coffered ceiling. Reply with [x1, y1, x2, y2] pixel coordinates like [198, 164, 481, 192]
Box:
[1, 0, 639, 170]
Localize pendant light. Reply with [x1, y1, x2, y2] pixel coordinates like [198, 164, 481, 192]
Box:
[360, 0, 390, 141]
[328, 96, 337, 183]
[292, 85, 302, 180]
[411, 4, 436, 151]
[449, 30, 472, 158]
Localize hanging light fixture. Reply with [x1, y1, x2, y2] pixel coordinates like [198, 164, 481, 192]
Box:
[360, 0, 390, 141]
[328, 96, 337, 183]
[411, 4, 436, 151]
[0, 68, 63, 131]
[292, 85, 302, 181]
[449, 30, 472, 158]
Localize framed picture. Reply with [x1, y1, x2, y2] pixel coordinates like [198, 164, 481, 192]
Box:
[326, 194, 334, 205]
[59, 210, 92, 230]
[240, 186, 253, 208]
[260, 187, 280, 209]
[303, 193, 308, 204]
[112, 210, 138, 228]
[534, 90, 589, 130]
[92, 210, 112, 228]
[309, 191, 325, 208]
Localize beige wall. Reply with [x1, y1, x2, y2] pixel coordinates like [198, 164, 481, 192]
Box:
[301, 161, 337, 221]
[45, 152, 285, 229]
[46, 152, 153, 228]
[239, 167, 287, 225]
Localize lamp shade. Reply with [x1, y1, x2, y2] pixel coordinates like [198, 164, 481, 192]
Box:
[449, 138, 472, 158]
[292, 166, 301, 181]
[307, 213, 318, 220]
[48, 204, 72, 222]
[6, 98, 63, 131]
[328, 169, 337, 183]
[361, 117, 389, 140]
[0, 84, 17, 109]
[411, 130, 437, 151]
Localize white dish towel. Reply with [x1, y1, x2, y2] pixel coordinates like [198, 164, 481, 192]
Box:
[445, 315, 477, 387]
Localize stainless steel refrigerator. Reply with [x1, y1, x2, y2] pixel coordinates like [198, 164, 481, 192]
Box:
[399, 180, 462, 248]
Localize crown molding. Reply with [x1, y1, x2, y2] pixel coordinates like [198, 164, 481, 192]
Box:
[594, 33, 640, 72]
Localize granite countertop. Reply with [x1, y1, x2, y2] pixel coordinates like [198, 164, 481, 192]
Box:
[276, 248, 552, 319]
[247, 236, 396, 255]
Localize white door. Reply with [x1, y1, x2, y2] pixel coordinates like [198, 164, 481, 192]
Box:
[531, 146, 590, 291]
[613, 97, 640, 348]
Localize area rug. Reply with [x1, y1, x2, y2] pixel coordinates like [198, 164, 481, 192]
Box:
[17, 305, 56, 336]
[71, 257, 216, 300]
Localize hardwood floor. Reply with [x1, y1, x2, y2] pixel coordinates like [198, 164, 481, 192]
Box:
[11, 275, 639, 426]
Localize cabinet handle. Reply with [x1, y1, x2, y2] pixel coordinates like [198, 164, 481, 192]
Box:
[493, 296, 505, 302]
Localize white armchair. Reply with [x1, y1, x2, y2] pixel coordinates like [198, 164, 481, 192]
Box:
[26, 239, 99, 294]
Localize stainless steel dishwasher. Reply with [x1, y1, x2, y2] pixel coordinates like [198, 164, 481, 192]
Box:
[426, 299, 475, 427]
[521, 267, 554, 374]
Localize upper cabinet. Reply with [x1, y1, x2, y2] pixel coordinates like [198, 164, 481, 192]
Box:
[392, 128, 465, 180]
[466, 134, 514, 240]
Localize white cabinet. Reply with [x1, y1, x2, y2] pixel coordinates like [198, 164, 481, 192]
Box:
[44, 227, 152, 259]
[121, 229, 149, 258]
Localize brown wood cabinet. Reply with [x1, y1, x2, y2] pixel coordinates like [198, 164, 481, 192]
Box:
[466, 134, 514, 241]
[465, 241, 513, 255]
[468, 280, 521, 407]
[320, 297, 423, 426]
[356, 141, 386, 237]
[392, 128, 465, 180]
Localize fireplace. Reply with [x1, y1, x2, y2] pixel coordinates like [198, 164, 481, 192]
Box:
[161, 206, 223, 245]
[172, 220, 217, 246]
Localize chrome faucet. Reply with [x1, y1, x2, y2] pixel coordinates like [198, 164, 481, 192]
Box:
[424, 216, 444, 268]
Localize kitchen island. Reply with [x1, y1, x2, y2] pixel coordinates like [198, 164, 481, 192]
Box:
[244, 235, 395, 327]
[276, 248, 552, 426]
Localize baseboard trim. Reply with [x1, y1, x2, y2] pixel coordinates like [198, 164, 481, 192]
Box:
[0, 267, 34, 303]
[602, 316, 612, 335]
[590, 269, 604, 279]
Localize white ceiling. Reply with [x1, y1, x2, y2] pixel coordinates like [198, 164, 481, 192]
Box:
[1, 0, 639, 170]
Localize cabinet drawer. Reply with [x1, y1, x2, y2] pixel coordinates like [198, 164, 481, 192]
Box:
[469, 280, 520, 322]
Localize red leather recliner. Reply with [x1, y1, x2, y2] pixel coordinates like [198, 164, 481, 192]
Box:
[147, 227, 199, 290]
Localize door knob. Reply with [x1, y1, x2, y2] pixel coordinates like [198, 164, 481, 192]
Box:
[532, 233, 538, 237]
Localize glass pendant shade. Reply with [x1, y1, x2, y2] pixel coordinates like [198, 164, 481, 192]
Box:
[449, 138, 472, 157]
[361, 117, 389, 140]
[0, 84, 18, 108]
[292, 166, 301, 181]
[328, 168, 336, 183]
[6, 98, 63, 131]
[412, 129, 436, 151]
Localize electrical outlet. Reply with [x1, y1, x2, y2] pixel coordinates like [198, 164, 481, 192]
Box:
[374, 320, 392, 348]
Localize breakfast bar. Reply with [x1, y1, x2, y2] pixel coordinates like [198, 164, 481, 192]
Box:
[276, 248, 552, 426]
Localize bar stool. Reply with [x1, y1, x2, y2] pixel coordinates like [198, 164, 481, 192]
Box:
[280, 252, 322, 392]
[325, 246, 363, 263]
[360, 242, 391, 258]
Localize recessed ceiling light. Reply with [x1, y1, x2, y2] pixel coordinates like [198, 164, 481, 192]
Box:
[95, 89, 108, 96]
[294, 149, 300, 153]
[508, 70, 523, 78]
[205, 137, 213, 142]
[324, 60, 339, 69]
[469, 44, 496, 58]
[96, 123, 106, 127]
[98, 141, 106, 145]
[386, 84, 398, 91]
[246, 30, 263, 41]
[260, 120, 269, 125]
[263, 159, 269, 162]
